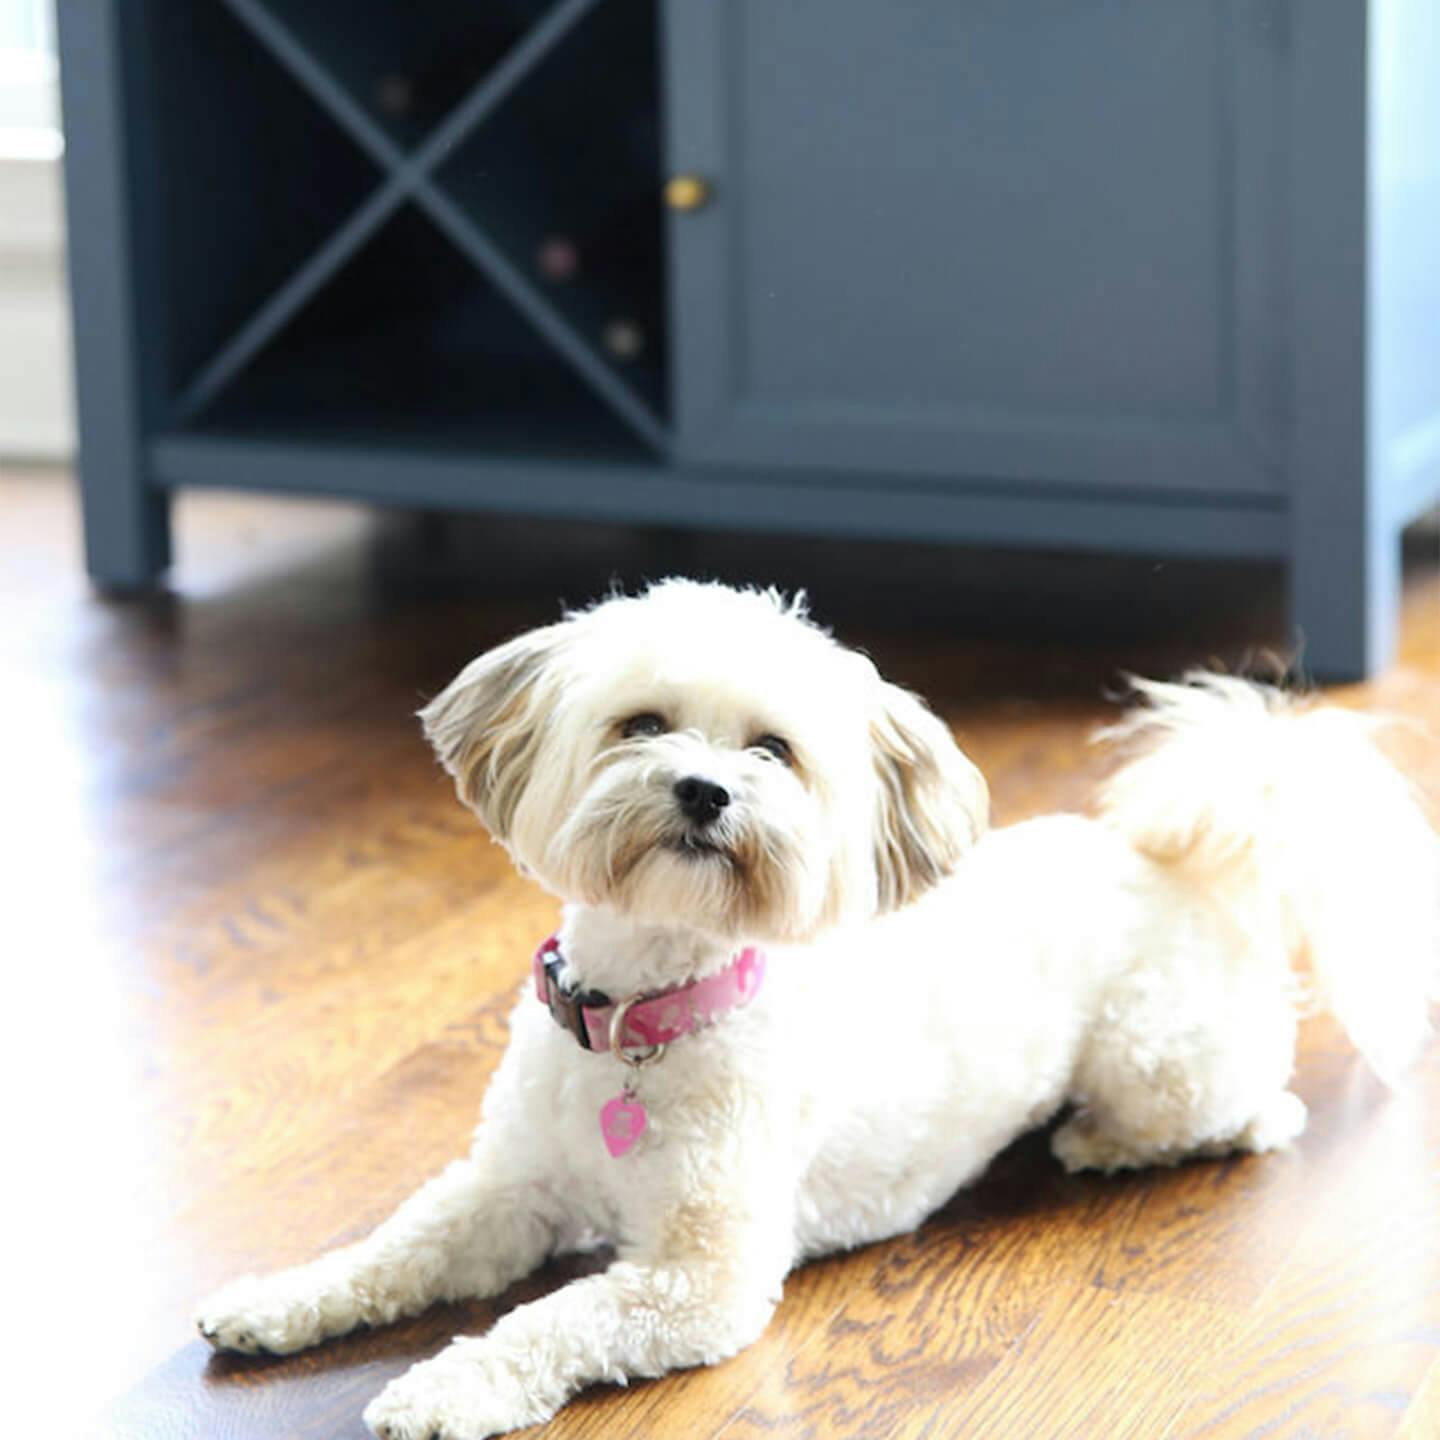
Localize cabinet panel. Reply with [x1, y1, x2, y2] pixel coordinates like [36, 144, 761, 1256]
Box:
[665, 0, 1288, 494]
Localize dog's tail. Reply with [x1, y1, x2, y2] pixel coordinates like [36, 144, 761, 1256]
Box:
[1097, 674, 1438, 1084]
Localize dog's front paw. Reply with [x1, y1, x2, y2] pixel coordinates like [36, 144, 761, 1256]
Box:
[196, 1263, 357, 1356]
[364, 1340, 551, 1440]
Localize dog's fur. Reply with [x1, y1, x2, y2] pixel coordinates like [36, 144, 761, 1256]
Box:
[197, 580, 1438, 1439]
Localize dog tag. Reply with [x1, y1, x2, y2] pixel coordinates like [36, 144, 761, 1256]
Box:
[600, 1092, 647, 1158]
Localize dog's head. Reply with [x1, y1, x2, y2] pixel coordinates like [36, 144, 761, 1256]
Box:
[420, 581, 987, 943]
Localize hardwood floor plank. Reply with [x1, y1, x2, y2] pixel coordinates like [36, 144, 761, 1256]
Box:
[943, 1288, 1239, 1440]
[1397, 1357, 1440, 1439]
[1171, 1043, 1440, 1439]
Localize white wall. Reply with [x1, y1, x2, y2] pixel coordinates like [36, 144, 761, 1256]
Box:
[0, 1, 72, 460]
[0, 153, 72, 459]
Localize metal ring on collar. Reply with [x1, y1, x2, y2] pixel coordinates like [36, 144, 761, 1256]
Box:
[609, 994, 667, 1068]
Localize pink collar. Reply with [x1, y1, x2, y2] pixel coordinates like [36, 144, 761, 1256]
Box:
[532, 935, 766, 1055]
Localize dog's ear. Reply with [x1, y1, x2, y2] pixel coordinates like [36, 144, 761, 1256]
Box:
[418, 623, 569, 841]
[871, 681, 988, 912]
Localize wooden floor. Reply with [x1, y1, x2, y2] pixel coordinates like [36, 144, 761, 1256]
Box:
[5, 469, 1438, 1440]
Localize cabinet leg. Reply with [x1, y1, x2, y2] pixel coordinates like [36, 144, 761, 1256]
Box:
[1289, 519, 1398, 683]
[59, 0, 172, 594]
[81, 469, 171, 592]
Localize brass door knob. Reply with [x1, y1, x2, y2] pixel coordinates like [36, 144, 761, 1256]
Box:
[664, 174, 712, 212]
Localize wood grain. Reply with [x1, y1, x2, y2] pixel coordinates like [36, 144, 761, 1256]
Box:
[2, 468, 1436, 1439]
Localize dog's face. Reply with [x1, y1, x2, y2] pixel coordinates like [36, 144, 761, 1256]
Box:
[421, 582, 987, 943]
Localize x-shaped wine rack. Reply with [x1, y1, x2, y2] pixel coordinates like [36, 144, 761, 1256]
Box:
[174, 0, 668, 452]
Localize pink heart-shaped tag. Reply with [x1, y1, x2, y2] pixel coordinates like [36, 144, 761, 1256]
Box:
[599, 1093, 647, 1158]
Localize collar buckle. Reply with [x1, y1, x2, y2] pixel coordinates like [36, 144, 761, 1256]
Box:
[539, 947, 609, 1051]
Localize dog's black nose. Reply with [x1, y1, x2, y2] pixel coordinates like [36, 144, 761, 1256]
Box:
[673, 776, 731, 826]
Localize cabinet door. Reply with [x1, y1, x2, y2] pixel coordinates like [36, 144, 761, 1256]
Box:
[663, 1, 1288, 495]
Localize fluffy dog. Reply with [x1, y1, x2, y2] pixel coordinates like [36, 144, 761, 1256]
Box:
[197, 580, 1438, 1439]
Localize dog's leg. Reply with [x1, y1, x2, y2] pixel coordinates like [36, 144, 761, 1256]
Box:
[362, 1208, 789, 1440]
[1052, 930, 1306, 1176]
[1051, 1012, 1306, 1176]
[197, 1156, 557, 1355]
[1051, 1089, 1308, 1174]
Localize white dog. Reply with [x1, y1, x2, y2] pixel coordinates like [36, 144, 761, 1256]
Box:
[198, 580, 1438, 1439]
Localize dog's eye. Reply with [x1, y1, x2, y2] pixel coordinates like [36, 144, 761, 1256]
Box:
[751, 734, 793, 766]
[621, 712, 668, 740]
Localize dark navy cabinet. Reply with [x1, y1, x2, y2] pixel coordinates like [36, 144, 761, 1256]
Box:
[58, 0, 1440, 678]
